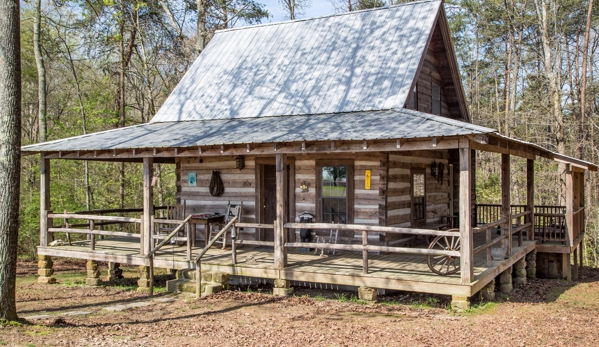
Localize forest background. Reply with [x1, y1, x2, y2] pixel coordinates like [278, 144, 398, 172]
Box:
[17, 0, 599, 265]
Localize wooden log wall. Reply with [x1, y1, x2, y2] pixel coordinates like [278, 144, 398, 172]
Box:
[416, 44, 451, 118]
[177, 156, 257, 240]
[293, 153, 387, 245]
[386, 151, 450, 236]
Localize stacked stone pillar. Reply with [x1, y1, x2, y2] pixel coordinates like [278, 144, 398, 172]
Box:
[526, 251, 536, 279]
[106, 262, 123, 281]
[37, 255, 56, 284]
[480, 279, 495, 301]
[273, 279, 293, 296]
[514, 258, 527, 285]
[499, 266, 513, 293]
[358, 287, 378, 302]
[86, 260, 102, 286]
[137, 265, 150, 291]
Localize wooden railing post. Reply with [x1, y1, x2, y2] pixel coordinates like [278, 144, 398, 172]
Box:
[362, 230, 368, 274]
[459, 139, 473, 284]
[142, 157, 154, 256]
[274, 153, 287, 270]
[526, 159, 534, 241]
[40, 156, 51, 247]
[501, 153, 511, 256]
[565, 165, 574, 247]
[89, 220, 95, 250]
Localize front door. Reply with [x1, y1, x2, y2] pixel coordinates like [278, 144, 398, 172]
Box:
[260, 164, 277, 241]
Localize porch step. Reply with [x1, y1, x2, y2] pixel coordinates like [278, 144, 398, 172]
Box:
[165, 269, 231, 296]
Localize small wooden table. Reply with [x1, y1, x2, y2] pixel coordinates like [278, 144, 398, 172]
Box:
[190, 214, 225, 247]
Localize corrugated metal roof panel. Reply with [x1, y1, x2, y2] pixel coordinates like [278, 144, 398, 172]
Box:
[22, 109, 495, 152]
[150, 0, 442, 123]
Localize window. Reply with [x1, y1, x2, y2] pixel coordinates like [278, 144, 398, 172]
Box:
[406, 85, 418, 110]
[411, 169, 426, 224]
[316, 160, 354, 224]
[432, 83, 441, 115]
[321, 166, 347, 223]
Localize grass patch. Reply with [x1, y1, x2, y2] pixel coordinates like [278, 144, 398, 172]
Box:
[462, 301, 498, 315]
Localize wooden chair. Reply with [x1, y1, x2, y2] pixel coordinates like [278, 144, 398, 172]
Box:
[209, 201, 243, 249]
[155, 202, 187, 245]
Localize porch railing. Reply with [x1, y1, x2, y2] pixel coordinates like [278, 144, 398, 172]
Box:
[474, 204, 584, 246]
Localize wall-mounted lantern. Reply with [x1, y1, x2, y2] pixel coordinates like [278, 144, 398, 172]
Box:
[430, 160, 438, 178]
[236, 155, 245, 170]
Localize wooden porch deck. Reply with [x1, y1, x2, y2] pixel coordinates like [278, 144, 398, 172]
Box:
[38, 234, 536, 298]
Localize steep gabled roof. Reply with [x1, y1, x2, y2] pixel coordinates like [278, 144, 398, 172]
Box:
[151, 0, 443, 123]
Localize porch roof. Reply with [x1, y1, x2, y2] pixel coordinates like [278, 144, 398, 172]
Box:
[21, 109, 493, 153]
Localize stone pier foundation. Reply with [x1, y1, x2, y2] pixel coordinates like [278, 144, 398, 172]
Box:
[106, 262, 123, 281]
[480, 279, 495, 301]
[514, 258, 527, 286]
[526, 251, 536, 279]
[37, 255, 56, 284]
[451, 296, 470, 311]
[499, 266, 513, 293]
[137, 265, 150, 291]
[358, 287, 378, 302]
[273, 279, 293, 296]
[86, 260, 102, 286]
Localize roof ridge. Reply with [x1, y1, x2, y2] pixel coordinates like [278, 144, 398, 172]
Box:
[215, 0, 441, 34]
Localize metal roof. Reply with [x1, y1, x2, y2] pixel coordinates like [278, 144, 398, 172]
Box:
[150, 0, 442, 123]
[21, 109, 494, 152]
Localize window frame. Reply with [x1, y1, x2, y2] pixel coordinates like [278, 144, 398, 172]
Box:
[315, 159, 354, 224]
[411, 168, 427, 226]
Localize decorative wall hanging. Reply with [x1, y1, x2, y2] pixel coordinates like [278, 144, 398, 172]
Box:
[188, 171, 197, 187]
[300, 181, 310, 193]
[236, 155, 245, 170]
[437, 162, 445, 185]
[430, 160, 438, 178]
[209, 170, 224, 196]
[364, 170, 372, 190]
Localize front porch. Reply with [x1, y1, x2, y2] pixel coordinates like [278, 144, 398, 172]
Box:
[38, 233, 536, 298]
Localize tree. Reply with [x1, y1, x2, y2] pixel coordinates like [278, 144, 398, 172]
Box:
[0, 0, 22, 321]
[278, 0, 311, 20]
[33, 0, 47, 142]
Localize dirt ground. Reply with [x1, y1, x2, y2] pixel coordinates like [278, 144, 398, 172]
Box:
[2, 260, 599, 347]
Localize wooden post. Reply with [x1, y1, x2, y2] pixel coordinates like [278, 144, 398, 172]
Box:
[149, 256, 154, 297]
[362, 230, 368, 274]
[573, 246, 579, 281]
[274, 153, 288, 270]
[501, 153, 511, 255]
[449, 164, 454, 216]
[142, 157, 154, 256]
[40, 156, 51, 246]
[459, 140, 473, 284]
[526, 159, 534, 241]
[565, 165, 574, 247]
[89, 220, 95, 250]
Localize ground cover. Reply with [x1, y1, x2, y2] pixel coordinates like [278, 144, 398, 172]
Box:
[2, 260, 598, 346]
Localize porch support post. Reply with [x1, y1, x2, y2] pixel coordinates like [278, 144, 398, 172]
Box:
[142, 157, 154, 256]
[274, 153, 288, 270]
[501, 153, 511, 255]
[459, 139, 473, 284]
[526, 159, 534, 241]
[40, 156, 51, 247]
[565, 165, 574, 247]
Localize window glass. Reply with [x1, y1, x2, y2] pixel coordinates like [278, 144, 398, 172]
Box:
[412, 172, 425, 221]
[322, 166, 347, 223]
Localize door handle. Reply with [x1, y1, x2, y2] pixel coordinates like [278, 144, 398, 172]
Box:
[264, 205, 267, 208]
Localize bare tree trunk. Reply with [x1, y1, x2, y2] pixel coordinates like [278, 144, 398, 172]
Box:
[0, 0, 22, 322]
[581, 0, 593, 159]
[534, 0, 566, 197]
[59, 32, 91, 210]
[348, 0, 352, 11]
[196, 0, 206, 53]
[33, 0, 46, 142]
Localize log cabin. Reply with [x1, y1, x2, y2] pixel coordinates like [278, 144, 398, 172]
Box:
[22, 0, 597, 309]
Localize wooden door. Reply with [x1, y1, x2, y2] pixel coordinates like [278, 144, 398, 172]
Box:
[260, 164, 277, 241]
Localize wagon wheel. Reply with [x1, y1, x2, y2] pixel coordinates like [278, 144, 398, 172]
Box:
[426, 235, 460, 275]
